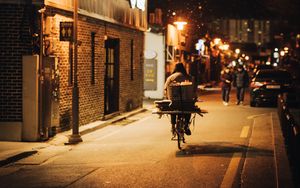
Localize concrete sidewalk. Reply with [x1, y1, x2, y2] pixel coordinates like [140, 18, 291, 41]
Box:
[0, 102, 155, 167]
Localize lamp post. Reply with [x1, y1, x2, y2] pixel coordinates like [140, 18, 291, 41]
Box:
[68, 0, 82, 144]
[174, 19, 187, 62]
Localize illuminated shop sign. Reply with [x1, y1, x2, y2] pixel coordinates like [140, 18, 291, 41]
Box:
[129, 0, 146, 11]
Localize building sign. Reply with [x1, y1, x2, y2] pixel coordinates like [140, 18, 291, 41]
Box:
[60, 22, 73, 41]
[144, 50, 157, 59]
[129, 0, 146, 11]
[144, 59, 157, 90]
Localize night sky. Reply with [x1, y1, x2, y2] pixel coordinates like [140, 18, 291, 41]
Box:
[148, 0, 300, 30]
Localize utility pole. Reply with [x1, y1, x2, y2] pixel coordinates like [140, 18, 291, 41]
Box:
[68, 0, 82, 144]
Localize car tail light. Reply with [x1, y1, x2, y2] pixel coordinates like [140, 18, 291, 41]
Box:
[251, 81, 264, 88]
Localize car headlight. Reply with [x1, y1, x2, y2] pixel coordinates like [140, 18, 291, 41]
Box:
[251, 81, 264, 88]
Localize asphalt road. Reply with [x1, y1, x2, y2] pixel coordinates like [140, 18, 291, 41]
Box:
[0, 90, 281, 188]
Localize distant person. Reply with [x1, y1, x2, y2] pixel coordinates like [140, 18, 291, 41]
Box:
[164, 63, 194, 135]
[220, 67, 233, 106]
[233, 65, 249, 105]
[189, 57, 201, 90]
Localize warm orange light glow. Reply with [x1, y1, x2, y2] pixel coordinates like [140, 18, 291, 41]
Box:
[213, 38, 221, 45]
[221, 44, 230, 51]
[174, 21, 187, 31]
[235, 48, 240, 54]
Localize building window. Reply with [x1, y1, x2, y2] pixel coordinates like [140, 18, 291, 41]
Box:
[91, 32, 95, 85]
[130, 39, 134, 81]
[69, 43, 73, 86]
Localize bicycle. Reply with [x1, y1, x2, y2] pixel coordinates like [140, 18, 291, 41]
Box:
[153, 100, 207, 150]
[174, 113, 187, 150]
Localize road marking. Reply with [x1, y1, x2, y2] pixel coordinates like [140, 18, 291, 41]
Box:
[240, 126, 250, 138]
[247, 113, 269, 119]
[220, 152, 242, 188]
[271, 113, 279, 188]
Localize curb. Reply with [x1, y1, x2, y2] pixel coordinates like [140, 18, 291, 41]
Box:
[0, 150, 38, 167]
[79, 108, 148, 136]
[272, 112, 294, 188]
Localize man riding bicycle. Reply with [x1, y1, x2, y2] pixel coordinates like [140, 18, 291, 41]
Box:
[164, 63, 197, 136]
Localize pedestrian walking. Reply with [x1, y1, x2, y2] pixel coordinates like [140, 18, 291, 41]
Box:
[233, 65, 249, 105]
[189, 57, 201, 91]
[220, 67, 233, 106]
[164, 62, 195, 136]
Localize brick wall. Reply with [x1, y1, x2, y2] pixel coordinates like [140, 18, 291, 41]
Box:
[0, 4, 34, 122]
[0, 3, 144, 127]
[46, 8, 144, 127]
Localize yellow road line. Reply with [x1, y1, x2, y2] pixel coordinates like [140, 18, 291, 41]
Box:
[240, 126, 250, 138]
[220, 152, 242, 188]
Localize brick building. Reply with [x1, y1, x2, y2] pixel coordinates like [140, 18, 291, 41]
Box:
[0, 0, 147, 141]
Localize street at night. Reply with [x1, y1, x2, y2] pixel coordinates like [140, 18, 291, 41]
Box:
[0, 0, 300, 187]
[0, 90, 293, 187]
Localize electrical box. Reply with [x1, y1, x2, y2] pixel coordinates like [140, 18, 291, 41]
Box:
[42, 56, 60, 138]
[22, 55, 39, 141]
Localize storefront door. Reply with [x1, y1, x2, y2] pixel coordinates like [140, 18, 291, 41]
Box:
[104, 38, 119, 115]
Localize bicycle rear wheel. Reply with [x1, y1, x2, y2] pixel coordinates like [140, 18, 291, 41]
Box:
[176, 118, 185, 150]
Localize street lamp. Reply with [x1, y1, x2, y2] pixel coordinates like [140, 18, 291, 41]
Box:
[220, 44, 229, 51]
[68, 0, 82, 144]
[235, 48, 241, 55]
[173, 18, 187, 62]
[174, 17, 187, 31]
[284, 47, 289, 54]
[213, 38, 221, 46]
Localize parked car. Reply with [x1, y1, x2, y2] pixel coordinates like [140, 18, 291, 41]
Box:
[253, 64, 273, 72]
[250, 69, 293, 107]
[251, 64, 274, 78]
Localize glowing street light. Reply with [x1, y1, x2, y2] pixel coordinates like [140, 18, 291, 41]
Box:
[235, 48, 240, 54]
[280, 50, 285, 57]
[174, 17, 187, 31]
[284, 47, 289, 54]
[220, 44, 229, 51]
[174, 21, 187, 31]
[213, 38, 221, 45]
